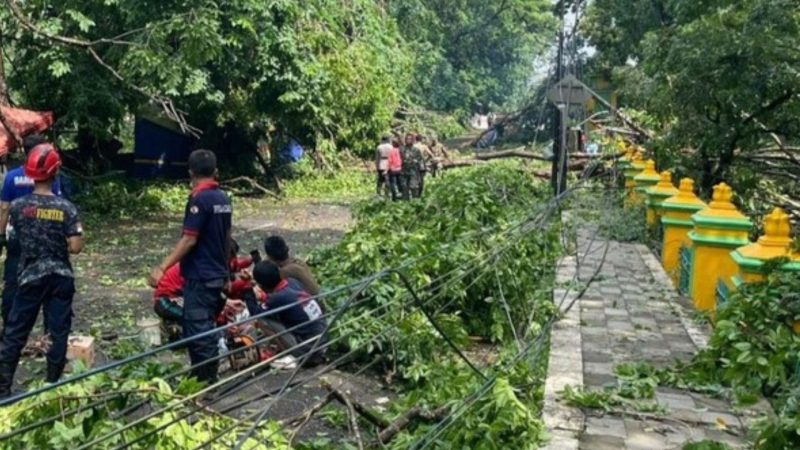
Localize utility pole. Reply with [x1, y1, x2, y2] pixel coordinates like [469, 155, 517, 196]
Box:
[550, 1, 567, 196]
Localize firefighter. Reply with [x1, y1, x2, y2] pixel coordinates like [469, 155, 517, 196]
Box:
[0, 135, 64, 339]
[0, 145, 83, 397]
[149, 150, 232, 384]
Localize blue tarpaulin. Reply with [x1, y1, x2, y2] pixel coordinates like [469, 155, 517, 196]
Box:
[133, 118, 195, 179]
[280, 139, 304, 163]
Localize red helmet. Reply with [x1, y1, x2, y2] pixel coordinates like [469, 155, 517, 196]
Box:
[25, 144, 62, 182]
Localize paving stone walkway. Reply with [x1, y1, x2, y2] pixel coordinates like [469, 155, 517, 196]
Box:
[543, 226, 771, 450]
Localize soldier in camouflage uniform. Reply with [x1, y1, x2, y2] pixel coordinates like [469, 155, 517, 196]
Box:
[400, 134, 424, 200]
[428, 138, 450, 177]
[413, 135, 434, 197]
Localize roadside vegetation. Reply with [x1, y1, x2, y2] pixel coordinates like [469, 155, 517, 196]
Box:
[0, 162, 566, 449]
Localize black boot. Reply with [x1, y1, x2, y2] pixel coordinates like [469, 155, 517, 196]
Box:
[192, 360, 219, 385]
[0, 362, 15, 399]
[46, 362, 65, 383]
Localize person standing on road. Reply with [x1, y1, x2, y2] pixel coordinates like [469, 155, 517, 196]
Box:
[375, 136, 393, 197]
[0, 145, 83, 397]
[428, 138, 450, 177]
[401, 134, 423, 199]
[0, 135, 64, 339]
[149, 150, 232, 384]
[414, 135, 433, 197]
[387, 137, 403, 201]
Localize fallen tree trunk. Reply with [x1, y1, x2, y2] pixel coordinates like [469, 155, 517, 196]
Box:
[474, 148, 549, 162]
[440, 158, 589, 180]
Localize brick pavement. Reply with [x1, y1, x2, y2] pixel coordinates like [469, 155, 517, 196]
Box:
[542, 227, 771, 450]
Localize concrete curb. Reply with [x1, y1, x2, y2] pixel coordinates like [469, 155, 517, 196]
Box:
[541, 254, 583, 450]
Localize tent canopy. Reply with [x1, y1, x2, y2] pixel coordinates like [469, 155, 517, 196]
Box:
[0, 106, 55, 156]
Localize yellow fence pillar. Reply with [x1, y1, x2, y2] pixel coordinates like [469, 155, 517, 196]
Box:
[623, 152, 645, 203]
[731, 207, 800, 287]
[660, 179, 707, 285]
[688, 183, 752, 312]
[617, 147, 632, 172]
[645, 171, 679, 229]
[632, 160, 659, 205]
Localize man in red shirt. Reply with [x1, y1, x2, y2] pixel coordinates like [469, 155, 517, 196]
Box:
[150, 249, 251, 341]
[387, 137, 403, 201]
[151, 264, 185, 341]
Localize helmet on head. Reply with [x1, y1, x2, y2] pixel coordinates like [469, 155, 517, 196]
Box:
[25, 144, 62, 182]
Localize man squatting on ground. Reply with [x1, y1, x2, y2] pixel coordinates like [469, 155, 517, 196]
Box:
[0, 135, 64, 339]
[150, 239, 251, 342]
[150, 150, 232, 384]
[248, 261, 328, 367]
[152, 235, 326, 370]
[0, 145, 83, 397]
[263, 235, 320, 296]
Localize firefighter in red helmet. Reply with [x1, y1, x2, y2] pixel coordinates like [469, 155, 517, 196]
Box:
[0, 144, 84, 398]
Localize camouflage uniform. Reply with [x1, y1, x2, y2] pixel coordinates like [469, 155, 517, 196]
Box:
[428, 143, 449, 177]
[413, 142, 432, 196]
[0, 194, 82, 392]
[401, 144, 424, 200]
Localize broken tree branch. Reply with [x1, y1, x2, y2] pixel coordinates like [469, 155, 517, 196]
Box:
[320, 378, 390, 429]
[343, 394, 365, 450]
[377, 405, 450, 444]
[284, 393, 334, 445]
[5, 0, 200, 137]
[317, 378, 454, 446]
[221, 176, 281, 199]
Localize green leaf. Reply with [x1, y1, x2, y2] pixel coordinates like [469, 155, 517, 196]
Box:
[65, 9, 96, 32]
[48, 60, 72, 78]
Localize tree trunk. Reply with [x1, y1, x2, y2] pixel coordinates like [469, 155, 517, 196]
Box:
[0, 38, 8, 106]
[698, 146, 714, 194]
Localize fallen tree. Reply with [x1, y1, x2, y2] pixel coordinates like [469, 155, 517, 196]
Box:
[440, 156, 595, 180]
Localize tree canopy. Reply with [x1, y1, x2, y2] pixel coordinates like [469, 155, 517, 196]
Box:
[389, 0, 555, 113]
[582, 0, 800, 211]
[0, 0, 556, 161]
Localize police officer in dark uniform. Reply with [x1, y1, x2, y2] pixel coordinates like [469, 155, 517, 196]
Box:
[150, 150, 232, 384]
[0, 144, 83, 397]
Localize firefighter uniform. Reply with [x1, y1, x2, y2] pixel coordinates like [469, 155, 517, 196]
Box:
[180, 181, 232, 383]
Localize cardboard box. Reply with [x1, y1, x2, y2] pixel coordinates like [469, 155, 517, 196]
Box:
[66, 335, 95, 367]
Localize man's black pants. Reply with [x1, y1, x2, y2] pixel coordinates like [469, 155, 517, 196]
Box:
[388, 172, 404, 201]
[376, 172, 389, 196]
[401, 173, 414, 200]
[1, 240, 20, 330]
[416, 171, 427, 198]
[0, 274, 74, 380]
[183, 279, 224, 384]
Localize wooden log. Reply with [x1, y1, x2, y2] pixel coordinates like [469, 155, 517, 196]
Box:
[474, 149, 549, 162]
[377, 405, 450, 444]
